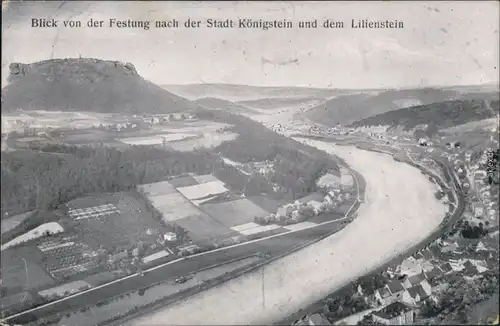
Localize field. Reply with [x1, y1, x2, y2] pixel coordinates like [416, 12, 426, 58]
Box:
[68, 192, 167, 251]
[201, 198, 270, 227]
[118, 133, 197, 145]
[138, 175, 297, 246]
[176, 181, 229, 200]
[1, 222, 64, 251]
[1, 211, 34, 234]
[38, 239, 96, 279]
[149, 193, 204, 223]
[441, 117, 498, 134]
[167, 131, 238, 152]
[247, 195, 285, 213]
[1, 247, 55, 293]
[115, 119, 237, 151]
[6, 111, 239, 152]
[2, 111, 116, 134]
[0, 292, 33, 312]
[138, 172, 348, 248]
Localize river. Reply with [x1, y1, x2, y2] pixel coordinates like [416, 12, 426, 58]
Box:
[129, 138, 448, 325]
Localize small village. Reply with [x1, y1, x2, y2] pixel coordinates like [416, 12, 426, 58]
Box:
[292, 123, 499, 326]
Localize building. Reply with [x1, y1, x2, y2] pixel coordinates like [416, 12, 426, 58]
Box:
[371, 302, 414, 325]
[304, 313, 331, 325]
[386, 280, 406, 302]
[398, 257, 423, 276]
[472, 202, 485, 217]
[163, 232, 177, 242]
[405, 284, 430, 304]
[402, 273, 428, 290]
[374, 285, 393, 305]
[277, 204, 295, 217]
[424, 267, 444, 288]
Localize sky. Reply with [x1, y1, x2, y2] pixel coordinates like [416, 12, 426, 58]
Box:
[2, 1, 499, 89]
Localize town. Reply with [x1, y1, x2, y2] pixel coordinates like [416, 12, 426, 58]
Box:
[288, 122, 499, 326]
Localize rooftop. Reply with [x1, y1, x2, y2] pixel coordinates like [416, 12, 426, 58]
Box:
[387, 280, 405, 294]
[440, 262, 453, 273]
[408, 273, 426, 286]
[307, 313, 331, 325]
[379, 286, 392, 298]
[408, 284, 429, 301]
[424, 267, 444, 280]
[421, 249, 434, 260]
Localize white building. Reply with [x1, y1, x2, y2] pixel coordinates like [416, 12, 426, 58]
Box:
[164, 232, 177, 242]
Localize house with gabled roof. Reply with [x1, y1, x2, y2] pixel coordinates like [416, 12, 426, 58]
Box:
[439, 263, 453, 274]
[424, 267, 444, 287]
[406, 284, 430, 304]
[405, 273, 426, 288]
[440, 240, 459, 253]
[421, 248, 434, 260]
[374, 285, 393, 305]
[414, 251, 424, 260]
[463, 260, 479, 276]
[387, 280, 405, 295]
[398, 257, 423, 277]
[305, 313, 332, 325]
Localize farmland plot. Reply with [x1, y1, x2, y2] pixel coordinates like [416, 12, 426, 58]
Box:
[138, 181, 177, 196]
[149, 193, 203, 223]
[0, 256, 55, 291]
[69, 192, 166, 251]
[174, 215, 236, 244]
[119, 133, 197, 145]
[161, 121, 231, 134]
[201, 198, 270, 227]
[1, 211, 34, 234]
[0, 292, 33, 312]
[168, 131, 238, 152]
[176, 181, 229, 200]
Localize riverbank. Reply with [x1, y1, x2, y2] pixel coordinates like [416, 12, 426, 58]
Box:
[277, 137, 464, 325]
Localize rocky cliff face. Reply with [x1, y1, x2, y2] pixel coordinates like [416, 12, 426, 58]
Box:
[2, 58, 197, 113]
[8, 58, 139, 84]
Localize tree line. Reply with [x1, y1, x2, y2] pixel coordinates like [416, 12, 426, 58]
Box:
[2, 111, 340, 219]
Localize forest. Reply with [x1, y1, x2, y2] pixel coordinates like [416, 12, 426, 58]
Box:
[349, 99, 500, 135]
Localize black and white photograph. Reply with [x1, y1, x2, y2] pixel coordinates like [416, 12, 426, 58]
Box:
[1, 1, 499, 325]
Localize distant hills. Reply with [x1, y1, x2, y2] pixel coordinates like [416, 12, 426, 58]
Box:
[302, 88, 466, 126]
[162, 83, 352, 102]
[349, 99, 500, 135]
[2, 58, 198, 114]
[193, 97, 257, 115]
[236, 96, 326, 111]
